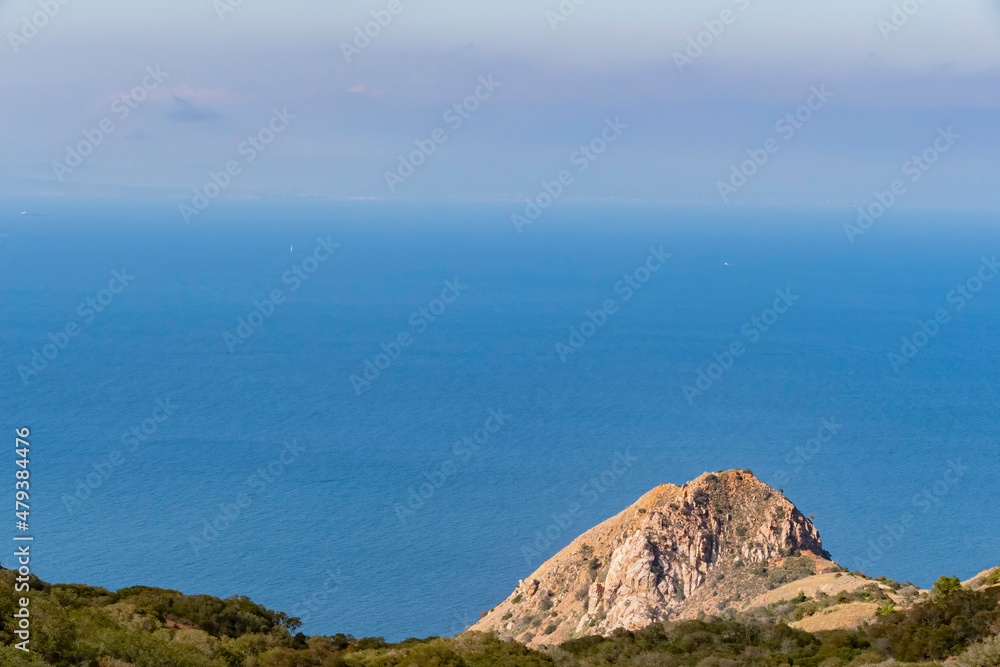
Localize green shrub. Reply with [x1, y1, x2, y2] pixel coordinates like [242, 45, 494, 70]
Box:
[355, 636, 387, 650]
[110, 586, 296, 637]
[817, 658, 846, 667]
[767, 556, 815, 587]
[395, 641, 465, 667]
[0, 646, 50, 667]
[865, 586, 1000, 661]
[958, 634, 1000, 667]
[933, 575, 962, 593]
[258, 647, 322, 667]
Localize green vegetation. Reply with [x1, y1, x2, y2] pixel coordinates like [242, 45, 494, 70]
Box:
[2, 566, 998, 667]
[874, 576, 902, 591]
[345, 633, 555, 667]
[932, 575, 962, 594]
[755, 556, 817, 589]
[866, 586, 1000, 662]
[742, 583, 891, 626]
[555, 585, 1000, 667]
[958, 634, 1000, 667]
[559, 619, 864, 666]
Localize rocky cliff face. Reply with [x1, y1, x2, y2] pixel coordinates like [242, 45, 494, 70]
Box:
[471, 470, 836, 647]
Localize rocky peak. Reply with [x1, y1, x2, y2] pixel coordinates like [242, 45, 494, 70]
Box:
[471, 470, 835, 647]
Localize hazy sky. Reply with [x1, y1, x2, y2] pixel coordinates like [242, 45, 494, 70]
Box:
[2, 0, 999, 208]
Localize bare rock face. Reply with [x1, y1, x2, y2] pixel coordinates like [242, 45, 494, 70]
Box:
[470, 470, 834, 648]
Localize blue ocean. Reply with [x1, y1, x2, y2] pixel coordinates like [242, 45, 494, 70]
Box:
[1, 200, 998, 641]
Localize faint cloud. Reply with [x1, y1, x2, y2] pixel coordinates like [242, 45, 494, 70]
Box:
[169, 94, 222, 122]
[92, 85, 230, 111]
[348, 84, 381, 96]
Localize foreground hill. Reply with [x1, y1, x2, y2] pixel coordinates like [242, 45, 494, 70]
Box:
[1, 467, 998, 666]
[2, 567, 999, 666]
[472, 469, 840, 646]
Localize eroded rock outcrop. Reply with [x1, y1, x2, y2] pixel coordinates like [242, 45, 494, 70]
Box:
[470, 470, 836, 647]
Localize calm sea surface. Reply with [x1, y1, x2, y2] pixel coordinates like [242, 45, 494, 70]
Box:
[1, 201, 998, 640]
